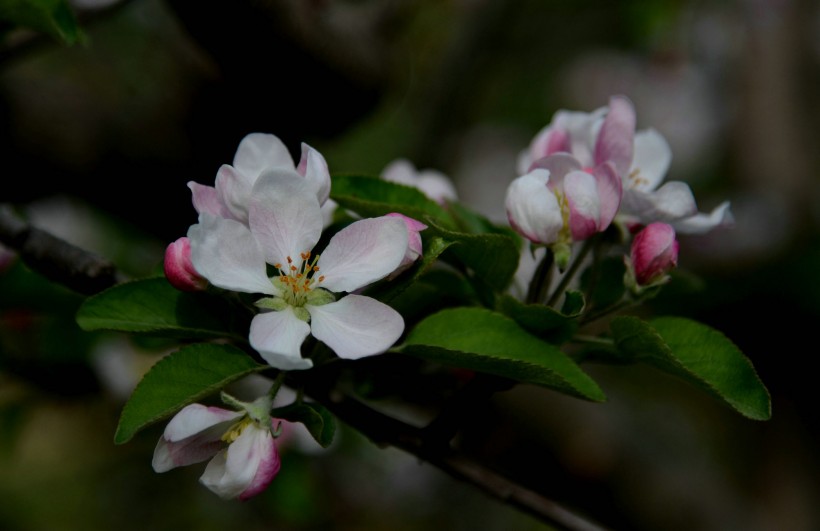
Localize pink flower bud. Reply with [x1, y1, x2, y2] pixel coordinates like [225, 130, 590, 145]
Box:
[164, 237, 208, 292]
[630, 222, 679, 286]
[385, 213, 427, 279]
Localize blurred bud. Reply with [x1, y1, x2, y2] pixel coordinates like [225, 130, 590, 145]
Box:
[0, 243, 17, 274]
[164, 237, 208, 292]
[627, 222, 679, 289]
[385, 213, 427, 279]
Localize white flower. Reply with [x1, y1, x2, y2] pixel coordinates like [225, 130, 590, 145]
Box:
[189, 171, 408, 370]
[152, 402, 281, 501]
[188, 133, 331, 225]
[381, 159, 458, 205]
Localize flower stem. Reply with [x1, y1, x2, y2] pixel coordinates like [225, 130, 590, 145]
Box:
[546, 238, 595, 308]
[525, 247, 554, 304]
[266, 371, 287, 401]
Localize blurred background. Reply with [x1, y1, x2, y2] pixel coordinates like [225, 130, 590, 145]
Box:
[2, 0, 819, 529]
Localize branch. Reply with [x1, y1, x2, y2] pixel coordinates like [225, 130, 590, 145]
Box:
[1, 210, 606, 529]
[0, 204, 121, 294]
[298, 372, 608, 531]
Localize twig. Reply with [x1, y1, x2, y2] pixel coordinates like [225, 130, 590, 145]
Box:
[0, 204, 121, 294]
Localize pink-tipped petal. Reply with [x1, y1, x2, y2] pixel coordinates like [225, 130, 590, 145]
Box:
[384, 213, 427, 277]
[592, 162, 622, 231]
[297, 143, 331, 205]
[630, 129, 672, 192]
[316, 217, 408, 293]
[631, 222, 679, 285]
[308, 295, 404, 360]
[188, 214, 277, 295]
[200, 424, 275, 500]
[594, 95, 636, 177]
[505, 170, 563, 245]
[233, 133, 294, 179]
[564, 170, 601, 241]
[164, 237, 208, 292]
[248, 170, 324, 268]
[188, 182, 232, 219]
[238, 428, 281, 501]
[249, 309, 313, 370]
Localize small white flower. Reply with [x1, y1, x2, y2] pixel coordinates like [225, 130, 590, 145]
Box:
[152, 402, 281, 501]
[381, 159, 458, 205]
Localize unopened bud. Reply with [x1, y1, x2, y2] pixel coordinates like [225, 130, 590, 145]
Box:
[164, 237, 208, 292]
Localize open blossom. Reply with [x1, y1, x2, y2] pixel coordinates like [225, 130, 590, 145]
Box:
[189, 170, 408, 370]
[381, 159, 458, 205]
[519, 96, 731, 234]
[164, 237, 208, 292]
[188, 133, 331, 226]
[626, 222, 679, 288]
[153, 402, 280, 500]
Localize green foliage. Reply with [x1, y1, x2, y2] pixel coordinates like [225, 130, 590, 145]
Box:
[271, 402, 336, 448]
[364, 236, 455, 303]
[76, 277, 249, 341]
[399, 307, 605, 401]
[611, 316, 771, 420]
[495, 293, 579, 344]
[114, 343, 267, 444]
[0, 0, 83, 45]
[330, 174, 456, 228]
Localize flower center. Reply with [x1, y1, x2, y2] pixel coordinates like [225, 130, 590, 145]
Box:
[221, 416, 252, 444]
[273, 251, 325, 307]
[627, 168, 649, 189]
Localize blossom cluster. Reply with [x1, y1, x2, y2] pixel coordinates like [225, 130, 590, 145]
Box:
[158, 95, 730, 500]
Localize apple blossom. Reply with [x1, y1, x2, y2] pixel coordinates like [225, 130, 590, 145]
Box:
[152, 401, 281, 500]
[188, 132, 331, 226]
[164, 236, 208, 292]
[381, 159, 458, 205]
[619, 129, 732, 234]
[519, 96, 731, 234]
[625, 222, 679, 290]
[384, 212, 427, 279]
[505, 155, 621, 254]
[188, 170, 408, 370]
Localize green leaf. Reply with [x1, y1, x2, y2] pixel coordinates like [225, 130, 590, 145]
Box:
[581, 256, 626, 311]
[495, 294, 579, 344]
[114, 343, 267, 444]
[0, 0, 83, 45]
[427, 221, 520, 292]
[76, 278, 249, 340]
[448, 201, 519, 239]
[330, 174, 455, 228]
[271, 402, 336, 448]
[611, 316, 771, 420]
[398, 307, 605, 401]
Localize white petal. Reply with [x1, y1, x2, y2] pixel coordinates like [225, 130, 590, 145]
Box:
[163, 404, 243, 442]
[188, 214, 277, 295]
[504, 169, 563, 245]
[249, 309, 313, 370]
[672, 201, 733, 234]
[215, 164, 253, 225]
[621, 181, 698, 223]
[248, 170, 324, 267]
[297, 143, 331, 205]
[417, 170, 459, 203]
[200, 424, 271, 499]
[152, 404, 241, 473]
[381, 159, 417, 186]
[316, 217, 408, 293]
[630, 129, 672, 192]
[233, 133, 294, 180]
[308, 295, 404, 360]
